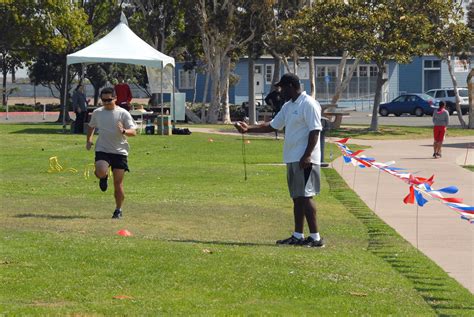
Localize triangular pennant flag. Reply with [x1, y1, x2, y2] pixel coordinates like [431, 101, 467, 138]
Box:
[403, 186, 415, 204]
[414, 189, 429, 206]
[336, 138, 349, 144]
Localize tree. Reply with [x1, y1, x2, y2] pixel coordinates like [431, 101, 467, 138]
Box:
[0, 1, 39, 106]
[128, 1, 186, 107]
[290, 1, 369, 108]
[195, 0, 261, 123]
[425, 0, 473, 128]
[28, 2, 92, 123]
[356, 0, 435, 131]
[466, 1, 474, 128]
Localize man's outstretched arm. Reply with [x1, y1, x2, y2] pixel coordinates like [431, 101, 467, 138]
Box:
[234, 121, 277, 134]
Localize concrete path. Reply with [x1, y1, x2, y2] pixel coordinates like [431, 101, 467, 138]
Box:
[330, 136, 474, 293]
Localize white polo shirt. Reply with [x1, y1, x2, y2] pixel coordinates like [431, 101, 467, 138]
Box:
[270, 92, 322, 164]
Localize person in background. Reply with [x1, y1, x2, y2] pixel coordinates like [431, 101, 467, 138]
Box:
[72, 84, 89, 134]
[264, 85, 286, 138]
[432, 100, 449, 158]
[114, 74, 132, 111]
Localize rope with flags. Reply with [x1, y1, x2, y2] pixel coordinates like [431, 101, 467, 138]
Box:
[334, 138, 474, 224]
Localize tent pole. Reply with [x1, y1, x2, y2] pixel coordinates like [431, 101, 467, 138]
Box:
[160, 66, 164, 134]
[172, 66, 176, 129]
[62, 64, 68, 132]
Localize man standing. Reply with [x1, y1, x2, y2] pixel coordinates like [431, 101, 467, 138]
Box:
[235, 73, 324, 247]
[72, 84, 89, 134]
[86, 87, 137, 219]
[114, 74, 133, 111]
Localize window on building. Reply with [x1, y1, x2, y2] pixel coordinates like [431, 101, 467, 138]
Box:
[369, 66, 378, 77]
[424, 60, 441, 70]
[359, 66, 368, 77]
[179, 69, 195, 90]
[265, 64, 274, 84]
[327, 66, 337, 79]
[316, 66, 326, 78]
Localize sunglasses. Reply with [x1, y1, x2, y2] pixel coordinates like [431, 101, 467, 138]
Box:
[101, 98, 114, 102]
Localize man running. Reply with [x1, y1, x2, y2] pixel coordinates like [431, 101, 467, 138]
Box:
[86, 87, 137, 219]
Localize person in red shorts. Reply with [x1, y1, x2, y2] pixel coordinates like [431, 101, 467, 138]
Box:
[432, 101, 449, 158]
[114, 74, 132, 111]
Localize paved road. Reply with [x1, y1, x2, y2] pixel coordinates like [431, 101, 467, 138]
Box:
[341, 110, 470, 127]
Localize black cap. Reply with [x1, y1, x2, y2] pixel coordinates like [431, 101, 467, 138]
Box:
[275, 73, 300, 87]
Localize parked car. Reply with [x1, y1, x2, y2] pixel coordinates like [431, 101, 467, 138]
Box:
[379, 94, 438, 117]
[425, 88, 469, 115]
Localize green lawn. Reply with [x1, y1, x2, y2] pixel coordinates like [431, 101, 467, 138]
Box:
[463, 165, 474, 172]
[0, 123, 472, 315]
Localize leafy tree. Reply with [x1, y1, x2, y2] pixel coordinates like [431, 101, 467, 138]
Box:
[355, 0, 435, 131]
[425, 0, 473, 128]
[289, 1, 369, 107]
[0, 1, 39, 106]
[466, 1, 474, 128]
[195, 0, 263, 123]
[28, 1, 93, 123]
[128, 1, 186, 107]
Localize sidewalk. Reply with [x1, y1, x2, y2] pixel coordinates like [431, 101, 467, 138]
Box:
[330, 136, 474, 293]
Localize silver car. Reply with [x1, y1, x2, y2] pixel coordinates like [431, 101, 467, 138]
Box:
[425, 88, 469, 115]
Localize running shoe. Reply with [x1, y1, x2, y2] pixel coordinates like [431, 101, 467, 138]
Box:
[99, 175, 108, 192]
[276, 235, 304, 245]
[112, 209, 122, 219]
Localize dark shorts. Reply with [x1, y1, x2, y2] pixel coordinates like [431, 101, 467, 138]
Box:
[95, 151, 129, 172]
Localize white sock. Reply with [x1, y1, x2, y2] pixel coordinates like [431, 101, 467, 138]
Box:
[310, 233, 321, 241]
[293, 232, 304, 239]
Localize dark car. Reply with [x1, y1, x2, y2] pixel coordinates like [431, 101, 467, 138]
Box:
[379, 94, 438, 117]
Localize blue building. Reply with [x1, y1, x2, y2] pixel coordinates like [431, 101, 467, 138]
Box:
[175, 55, 471, 108]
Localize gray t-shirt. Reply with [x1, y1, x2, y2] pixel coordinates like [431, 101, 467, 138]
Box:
[88, 106, 137, 156]
[432, 109, 449, 127]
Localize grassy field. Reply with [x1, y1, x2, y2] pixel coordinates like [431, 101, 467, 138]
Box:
[0, 123, 473, 315]
[463, 165, 474, 172]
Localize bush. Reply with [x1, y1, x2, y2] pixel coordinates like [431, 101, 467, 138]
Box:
[0, 103, 62, 112]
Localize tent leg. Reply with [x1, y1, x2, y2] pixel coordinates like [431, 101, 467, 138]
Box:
[172, 66, 176, 129]
[160, 67, 164, 134]
[62, 64, 68, 132]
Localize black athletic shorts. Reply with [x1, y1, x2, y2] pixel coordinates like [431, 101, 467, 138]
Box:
[95, 151, 129, 172]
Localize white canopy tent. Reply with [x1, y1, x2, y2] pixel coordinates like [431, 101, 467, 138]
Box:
[64, 13, 176, 130]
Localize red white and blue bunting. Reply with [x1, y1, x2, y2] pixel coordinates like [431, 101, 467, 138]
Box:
[335, 138, 474, 224]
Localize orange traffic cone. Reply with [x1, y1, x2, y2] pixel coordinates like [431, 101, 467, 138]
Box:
[117, 229, 133, 237]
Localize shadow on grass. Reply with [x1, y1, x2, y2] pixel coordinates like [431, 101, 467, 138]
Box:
[169, 239, 275, 247]
[14, 213, 89, 220]
[324, 168, 474, 316]
[6, 122, 72, 135]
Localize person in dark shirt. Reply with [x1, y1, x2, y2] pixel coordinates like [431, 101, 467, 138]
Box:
[72, 84, 89, 134]
[264, 85, 285, 138]
[264, 85, 285, 114]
